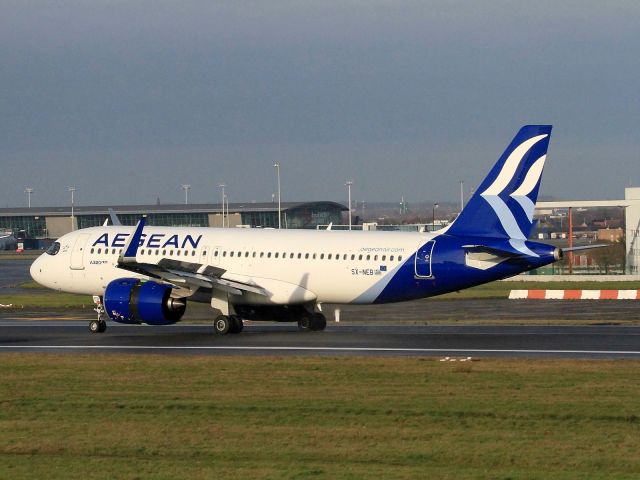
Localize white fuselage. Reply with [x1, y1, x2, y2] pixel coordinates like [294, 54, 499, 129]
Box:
[31, 226, 435, 305]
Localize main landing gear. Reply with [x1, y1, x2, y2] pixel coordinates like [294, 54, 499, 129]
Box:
[214, 315, 244, 335]
[212, 311, 327, 335]
[297, 312, 327, 332]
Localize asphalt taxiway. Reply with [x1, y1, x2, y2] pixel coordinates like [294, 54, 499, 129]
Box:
[2, 321, 640, 359]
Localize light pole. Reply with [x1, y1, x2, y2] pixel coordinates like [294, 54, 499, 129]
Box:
[345, 181, 353, 230]
[224, 194, 228, 227]
[67, 186, 76, 231]
[274, 162, 281, 229]
[25, 187, 34, 208]
[181, 184, 191, 205]
[218, 183, 226, 227]
[432, 202, 439, 231]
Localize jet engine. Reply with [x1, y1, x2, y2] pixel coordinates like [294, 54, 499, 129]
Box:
[103, 278, 186, 325]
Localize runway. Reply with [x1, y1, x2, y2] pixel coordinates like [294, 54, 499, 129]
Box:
[3, 321, 640, 358]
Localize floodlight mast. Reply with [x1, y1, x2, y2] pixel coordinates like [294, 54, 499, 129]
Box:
[274, 163, 281, 229]
[345, 181, 353, 230]
[67, 186, 76, 231]
[25, 187, 34, 208]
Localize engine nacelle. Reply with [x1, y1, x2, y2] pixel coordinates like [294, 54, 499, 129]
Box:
[104, 278, 186, 325]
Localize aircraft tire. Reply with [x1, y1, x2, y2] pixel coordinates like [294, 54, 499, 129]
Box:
[229, 315, 244, 334]
[214, 315, 231, 335]
[297, 315, 313, 332]
[90, 319, 107, 333]
[311, 313, 327, 331]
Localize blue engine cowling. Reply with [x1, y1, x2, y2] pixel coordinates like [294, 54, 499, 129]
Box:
[104, 278, 187, 325]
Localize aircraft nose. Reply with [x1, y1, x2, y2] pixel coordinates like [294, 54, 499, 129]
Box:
[30, 255, 43, 285]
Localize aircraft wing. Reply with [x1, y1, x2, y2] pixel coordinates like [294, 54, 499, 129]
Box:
[116, 218, 267, 297]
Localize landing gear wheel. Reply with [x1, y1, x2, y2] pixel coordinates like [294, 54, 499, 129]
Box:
[229, 315, 244, 334]
[297, 315, 313, 332]
[311, 313, 327, 331]
[214, 315, 231, 335]
[90, 319, 107, 333]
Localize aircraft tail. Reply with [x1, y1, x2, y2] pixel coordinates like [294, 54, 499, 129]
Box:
[447, 125, 552, 249]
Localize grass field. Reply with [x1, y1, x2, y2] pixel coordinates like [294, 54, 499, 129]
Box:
[1, 355, 639, 479]
[2, 280, 639, 311]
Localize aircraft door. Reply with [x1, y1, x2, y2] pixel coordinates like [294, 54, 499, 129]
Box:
[414, 241, 435, 278]
[70, 234, 90, 270]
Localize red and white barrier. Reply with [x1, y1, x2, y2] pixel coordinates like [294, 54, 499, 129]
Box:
[509, 290, 640, 300]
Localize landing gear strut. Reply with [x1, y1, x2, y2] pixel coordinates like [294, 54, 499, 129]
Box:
[90, 296, 107, 333]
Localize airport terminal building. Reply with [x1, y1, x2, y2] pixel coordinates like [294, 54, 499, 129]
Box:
[0, 201, 347, 240]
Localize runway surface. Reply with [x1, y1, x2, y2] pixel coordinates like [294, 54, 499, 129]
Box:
[3, 320, 640, 358]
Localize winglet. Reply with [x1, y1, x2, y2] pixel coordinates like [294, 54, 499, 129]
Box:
[118, 216, 146, 264]
[108, 208, 122, 226]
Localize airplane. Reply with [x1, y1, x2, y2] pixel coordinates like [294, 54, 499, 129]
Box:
[0, 230, 17, 251]
[30, 125, 581, 334]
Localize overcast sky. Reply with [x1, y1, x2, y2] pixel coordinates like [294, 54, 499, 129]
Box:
[1, 1, 638, 208]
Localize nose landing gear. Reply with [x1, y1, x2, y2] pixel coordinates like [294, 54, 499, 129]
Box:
[90, 295, 107, 333]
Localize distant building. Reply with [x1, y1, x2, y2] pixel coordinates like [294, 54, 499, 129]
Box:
[597, 228, 623, 243]
[0, 201, 347, 239]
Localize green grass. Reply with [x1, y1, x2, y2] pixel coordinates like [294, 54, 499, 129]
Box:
[1, 355, 639, 479]
[2, 280, 639, 314]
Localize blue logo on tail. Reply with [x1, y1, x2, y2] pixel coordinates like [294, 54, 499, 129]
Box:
[447, 125, 552, 255]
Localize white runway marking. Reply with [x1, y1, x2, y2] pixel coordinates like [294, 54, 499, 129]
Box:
[1, 345, 640, 355]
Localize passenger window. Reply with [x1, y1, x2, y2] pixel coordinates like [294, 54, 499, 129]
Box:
[230, 251, 234, 257]
[237, 251, 241, 257]
[297, 253, 302, 259]
[90, 248, 94, 254]
[245, 252, 249, 258]
[140, 250, 144, 255]
[177, 251, 181, 256]
[313, 253, 317, 259]
[169, 250, 174, 256]
[374, 255, 378, 261]
[275, 252, 279, 258]
[366, 255, 370, 260]
[390, 255, 394, 261]
[290, 253, 294, 259]
[320, 253, 324, 259]
[382, 255, 386, 261]
[343, 254, 347, 260]
[268, 252, 272, 258]
[305, 253, 309, 259]
[358, 254, 363, 260]
[327, 254, 332, 260]
[253, 252, 257, 258]
[398, 255, 403, 261]
[162, 250, 166, 256]
[97, 248, 102, 254]
[260, 252, 265, 258]
[351, 254, 355, 260]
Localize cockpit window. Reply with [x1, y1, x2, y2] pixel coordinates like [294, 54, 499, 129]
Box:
[46, 242, 61, 256]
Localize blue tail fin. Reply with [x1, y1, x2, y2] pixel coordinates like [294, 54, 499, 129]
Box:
[447, 125, 552, 242]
